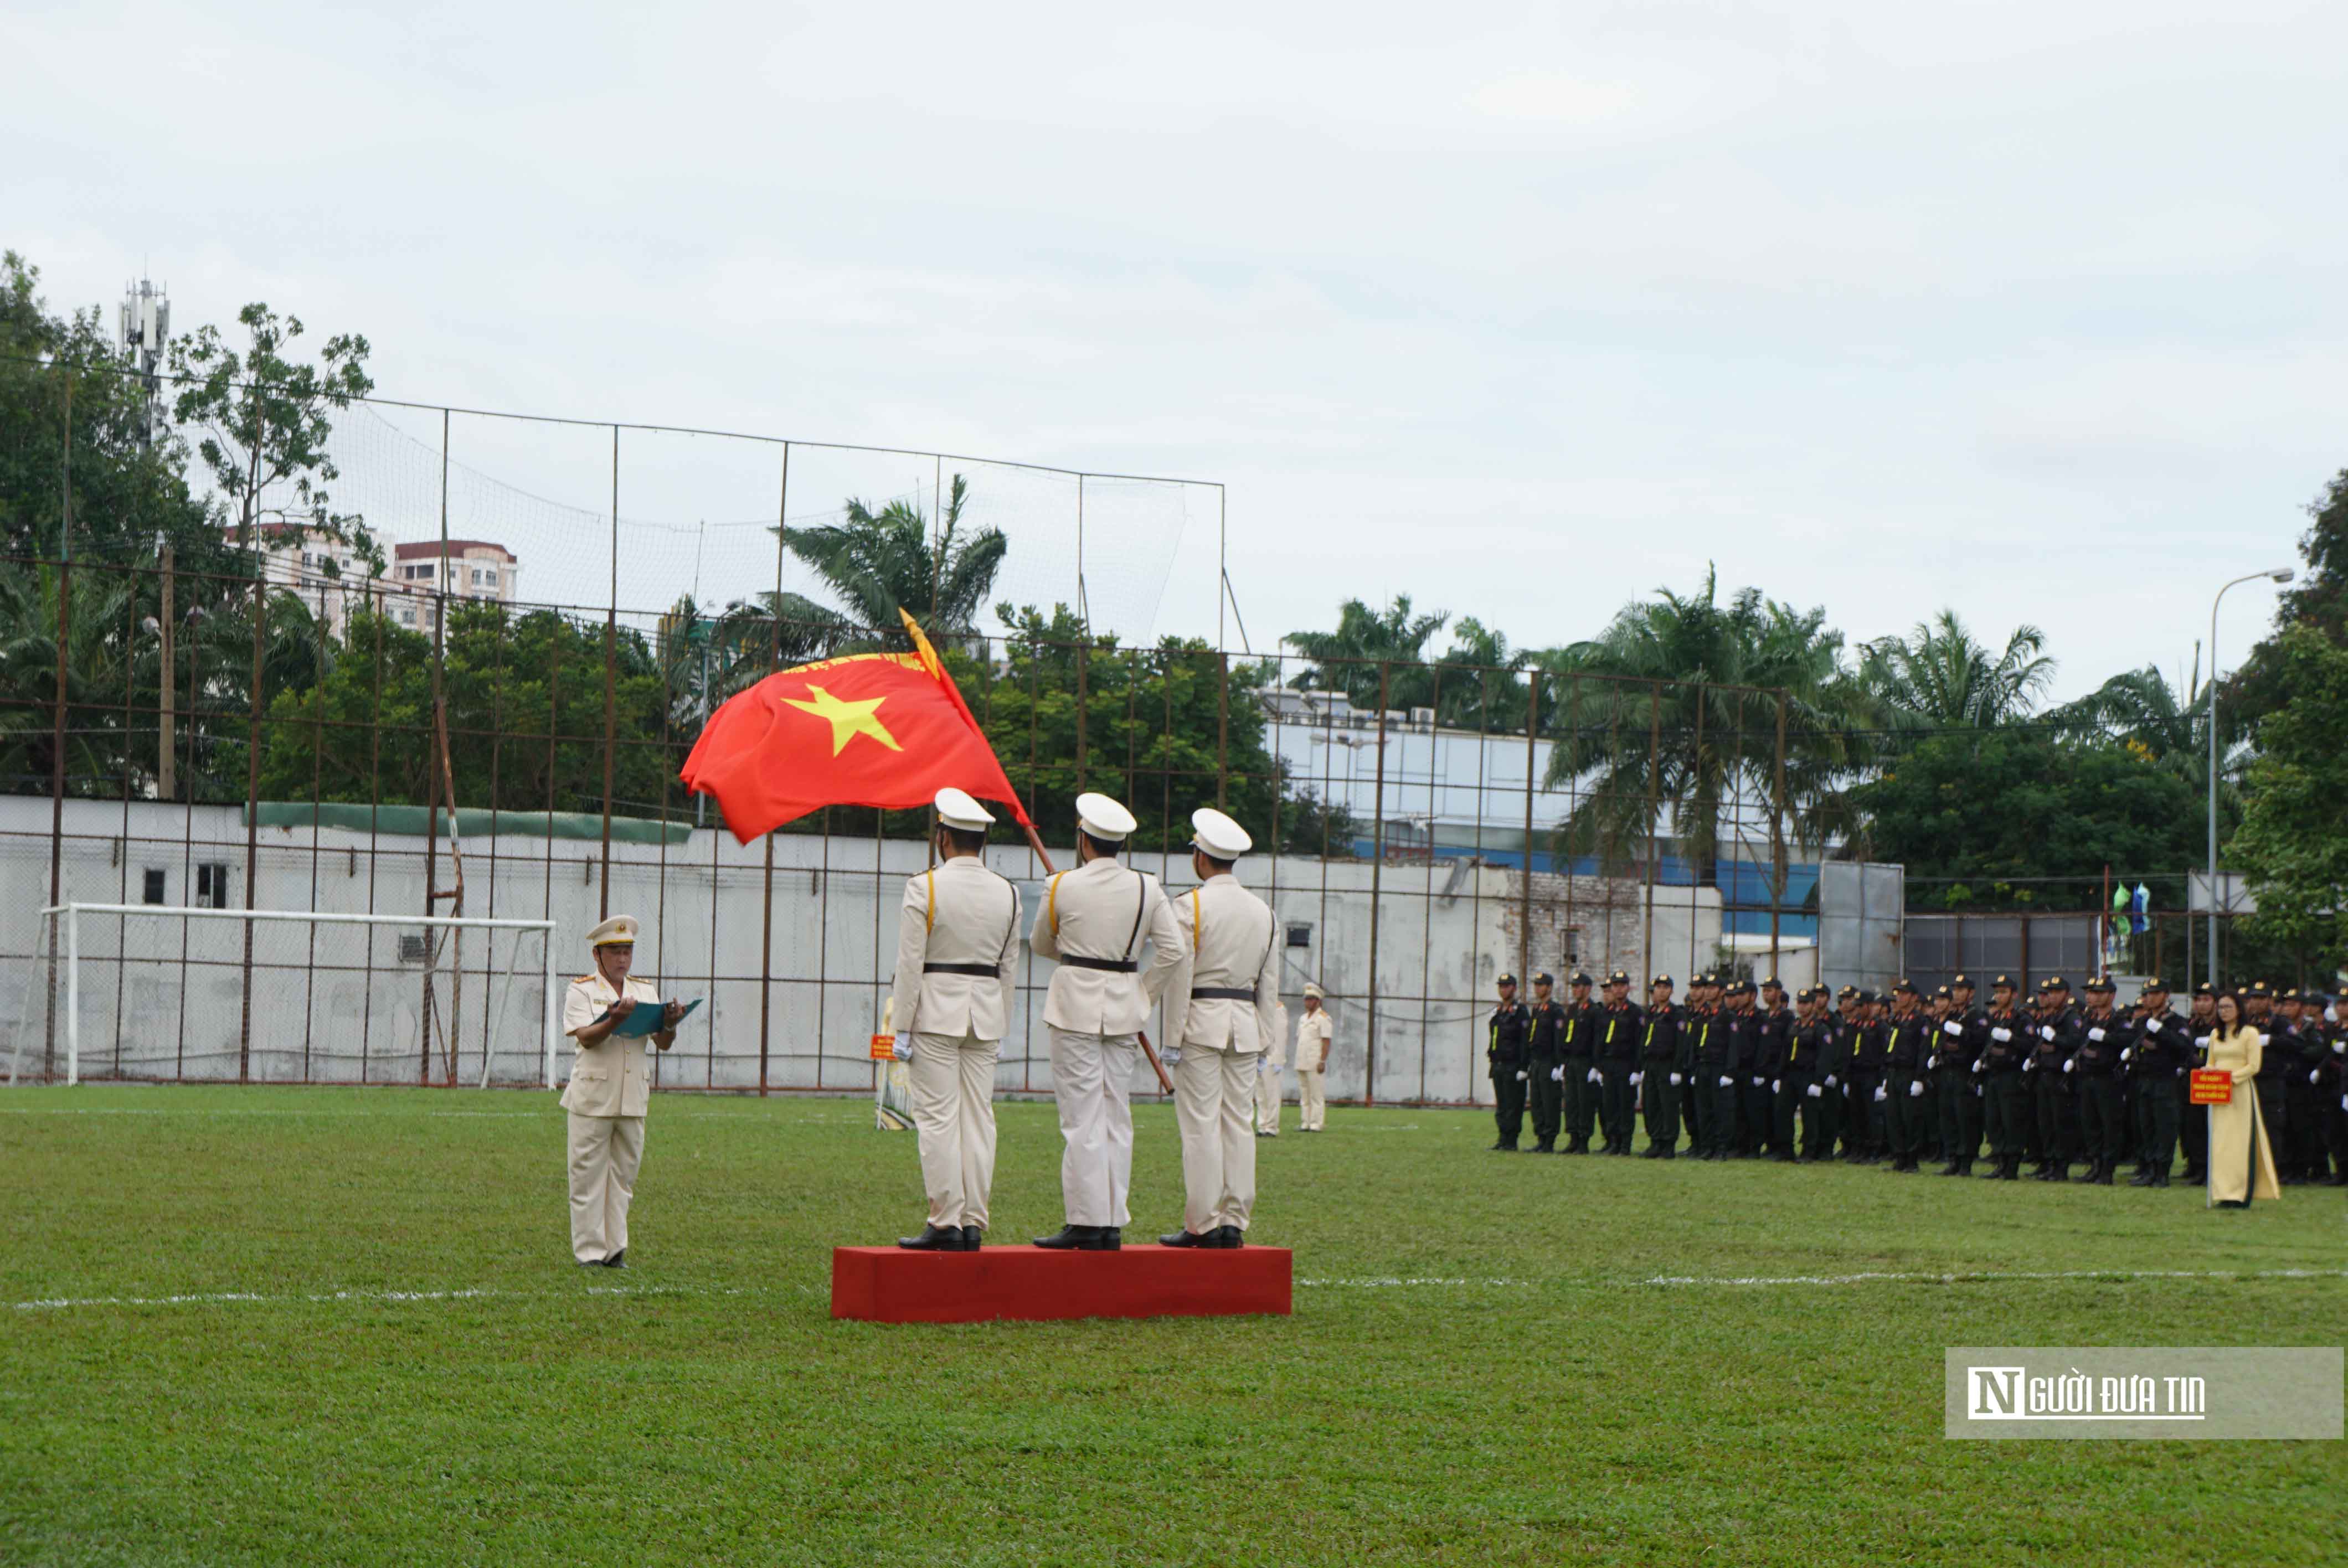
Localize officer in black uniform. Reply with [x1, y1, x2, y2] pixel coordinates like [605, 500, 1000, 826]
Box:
[1695, 978, 1739, 1159]
[1722, 979, 1764, 1158]
[1976, 974, 2030, 1180]
[2071, 976, 2126, 1184]
[2026, 976, 2082, 1182]
[1559, 972, 1599, 1154]
[1830, 986, 1862, 1158]
[1753, 977, 1793, 1160]
[1844, 989, 1886, 1163]
[1780, 984, 1822, 1160]
[1881, 979, 1929, 1173]
[1487, 973, 1531, 1151]
[2125, 977, 2186, 1186]
[1809, 986, 1850, 1161]
[2180, 982, 2217, 1184]
[1935, 973, 1986, 1175]
[2321, 994, 2348, 1185]
[1594, 970, 1643, 1155]
[1681, 974, 1716, 1159]
[1525, 972, 1567, 1154]
[2246, 981, 2294, 1182]
[1637, 974, 1682, 1157]
[2275, 989, 2323, 1183]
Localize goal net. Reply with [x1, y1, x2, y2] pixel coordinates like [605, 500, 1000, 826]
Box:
[4, 905, 555, 1089]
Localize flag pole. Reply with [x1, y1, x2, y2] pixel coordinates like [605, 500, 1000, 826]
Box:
[1016, 817, 1175, 1096]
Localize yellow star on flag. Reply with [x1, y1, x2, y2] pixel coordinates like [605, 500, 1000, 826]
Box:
[781, 684, 903, 756]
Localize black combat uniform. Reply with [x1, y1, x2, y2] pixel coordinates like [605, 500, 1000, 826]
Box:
[1696, 989, 1743, 1159]
[1487, 981, 1532, 1151]
[1525, 979, 1568, 1154]
[2316, 1008, 2348, 1185]
[2276, 997, 2324, 1183]
[2180, 994, 2216, 1184]
[2247, 988, 2293, 1183]
[1978, 981, 2030, 1180]
[1639, 983, 1681, 1157]
[1781, 991, 1826, 1159]
[1810, 995, 1851, 1161]
[2071, 982, 2126, 1184]
[1881, 989, 1929, 1172]
[1845, 998, 1886, 1163]
[1682, 983, 1716, 1157]
[2028, 983, 2082, 1181]
[1594, 978, 1644, 1156]
[1752, 990, 1792, 1159]
[1935, 982, 1987, 1174]
[2126, 991, 2187, 1186]
[1560, 978, 1598, 1153]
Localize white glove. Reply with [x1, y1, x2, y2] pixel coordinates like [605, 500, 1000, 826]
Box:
[2334, 1040, 2345, 1054]
[1515, 1070, 1528, 1081]
[1971, 1060, 1985, 1074]
[1630, 1071, 1642, 1086]
[1551, 1065, 1564, 1082]
[1588, 1067, 1602, 1084]
[888, 1034, 912, 1062]
[1805, 1084, 1821, 1098]
[1718, 1076, 1733, 1087]
[2062, 1058, 2074, 1074]
[1909, 1080, 1924, 1097]
[1162, 1045, 1182, 1068]
[2145, 1020, 2162, 1034]
[2120, 1048, 2132, 1064]
[1669, 1072, 1682, 1086]
[1771, 1079, 1782, 1094]
[2312, 1069, 2321, 1085]
[1873, 1085, 1888, 1102]
[1943, 1020, 1963, 1038]
[1751, 1076, 1765, 1088]
[1824, 1074, 1838, 1088]
[2025, 1058, 2036, 1073]
[1991, 1028, 2012, 1043]
[2088, 1027, 2106, 1042]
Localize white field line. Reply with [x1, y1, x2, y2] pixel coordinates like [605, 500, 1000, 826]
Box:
[1644, 1267, 2348, 1288]
[0, 1107, 547, 1118]
[11, 1282, 817, 1312]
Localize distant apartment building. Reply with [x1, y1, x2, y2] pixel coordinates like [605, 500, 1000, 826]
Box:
[249, 522, 373, 638]
[385, 539, 521, 631]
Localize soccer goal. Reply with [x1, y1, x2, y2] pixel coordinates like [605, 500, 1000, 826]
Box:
[6, 905, 557, 1090]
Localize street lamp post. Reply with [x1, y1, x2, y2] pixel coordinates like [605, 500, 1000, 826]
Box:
[2207, 566, 2295, 989]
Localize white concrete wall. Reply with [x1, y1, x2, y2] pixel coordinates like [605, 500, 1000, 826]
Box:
[1, 798, 1717, 1105]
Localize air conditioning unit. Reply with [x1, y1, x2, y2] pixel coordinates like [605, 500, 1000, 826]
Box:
[1409, 707, 1435, 727]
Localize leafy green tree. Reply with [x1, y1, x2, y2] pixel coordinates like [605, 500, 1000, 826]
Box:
[2228, 470, 2348, 730]
[2230, 624, 2348, 965]
[1536, 568, 1861, 890]
[1856, 610, 2057, 730]
[169, 301, 374, 556]
[767, 474, 1005, 649]
[253, 601, 671, 816]
[1285, 595, 1453, 715]
[1848, 729, 2203, 912]
[0, 252, 232, 574]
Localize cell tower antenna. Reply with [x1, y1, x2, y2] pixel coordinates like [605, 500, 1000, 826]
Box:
[117, 272, 171, 448]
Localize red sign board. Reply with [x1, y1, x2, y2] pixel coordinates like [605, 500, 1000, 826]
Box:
[869, 1034, 895, 1061]
[2187, 1068, 2232, 1106]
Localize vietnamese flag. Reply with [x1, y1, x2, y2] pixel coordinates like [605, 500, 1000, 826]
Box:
[680, 611, 1031, 843]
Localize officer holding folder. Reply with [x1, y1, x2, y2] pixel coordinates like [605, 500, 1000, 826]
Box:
[560, 915, 685, 1268]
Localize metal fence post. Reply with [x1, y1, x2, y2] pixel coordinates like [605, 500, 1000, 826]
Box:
[1364, 662, 1390, 1108]
[1640, 680, 1662, 986]
[1520, 669, 1538, 982]
[759, 443, 788, 1095]
[600, 425, 619, 919]
[239, 564, 266, 1084]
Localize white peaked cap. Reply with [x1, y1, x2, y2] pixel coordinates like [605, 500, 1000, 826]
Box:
[1304, 982, 1325, 1000]
[1190, 806, 1253, 859]
[1075, 791, 1136, 842]
[934, 787, 995, 832]
[586, 915, 639, 947]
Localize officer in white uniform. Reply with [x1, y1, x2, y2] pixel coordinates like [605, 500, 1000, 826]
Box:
[1295, 984, 1333, 1131]
[1029, 791, 1182, 1251]
[559, 915, 681, 1267]
[1255, 998, 1289, 1137]
[1159, 808, 1281, 1247]
[887, 787, 1022, 1252]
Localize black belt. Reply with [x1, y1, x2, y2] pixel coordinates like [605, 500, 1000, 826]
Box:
[923, 962, 999, 977]
[1192, 986, 1254, 1001]
[1059, 955, 1137, 973]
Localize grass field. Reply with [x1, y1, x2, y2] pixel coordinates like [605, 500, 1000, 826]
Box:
[3, 1084, 2344, 1566]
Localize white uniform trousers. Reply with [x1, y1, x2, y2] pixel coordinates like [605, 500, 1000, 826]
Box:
[1298, 1063, 1327, 1130]
[567, 1112, 645, 1263]
[1254, 1055, 1281, 1134]
[1048, 1026, 1139, 1227]
[1175, 1045, 1258, 1234]
[909, 1029, 1000, 1231]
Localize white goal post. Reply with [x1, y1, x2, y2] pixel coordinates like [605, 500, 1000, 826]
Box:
[24, 904, 558, 1090]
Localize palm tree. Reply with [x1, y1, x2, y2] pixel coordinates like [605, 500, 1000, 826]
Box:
[1536, 568, 1863, 894]
[1856, 610, 2057, 730]
[1285, 595, 1452, 714]
[765, 474, 1006, 649]
[0, 563, 136, 796]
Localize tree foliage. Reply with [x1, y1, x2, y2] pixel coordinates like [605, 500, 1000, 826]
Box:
[2231, 624, 2348, 960]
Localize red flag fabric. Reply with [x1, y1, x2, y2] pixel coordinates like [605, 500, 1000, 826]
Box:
[680, 618, 1030, 843]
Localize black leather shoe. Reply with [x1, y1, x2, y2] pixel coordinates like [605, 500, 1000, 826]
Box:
[2150, 1173, 2170, 1187]
[602, 1249, 626, 1269]
[1159, 1228, 1211, 1248]
[898, 1223, 962, 1251]
[1531, 1141, 1556, 1153]
[1034, 1225, 1093, 1250]
[961, 1226, 983, 1250]
[1213, 1225, 1244, 1249]
[2128, 1169, 2156, 1187]
[1082, 1227, 1122, 1252]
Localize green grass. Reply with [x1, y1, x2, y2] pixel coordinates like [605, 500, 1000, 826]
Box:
[2, 1085, 2343, 1566]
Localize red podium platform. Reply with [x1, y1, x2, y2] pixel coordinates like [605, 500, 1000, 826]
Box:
[830, 1243, 1293, 1324]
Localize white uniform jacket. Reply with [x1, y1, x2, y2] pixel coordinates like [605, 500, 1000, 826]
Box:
[1295, 1006, 1333, 1070]
[888, 855, 1022, 1043]
[1029, 855, 1182, 1036]
[559, 972, 663, 1117]
[1164, 874, 1280, 1055]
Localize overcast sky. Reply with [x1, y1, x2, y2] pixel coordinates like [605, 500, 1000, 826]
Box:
[12, 1, 2339, 695]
